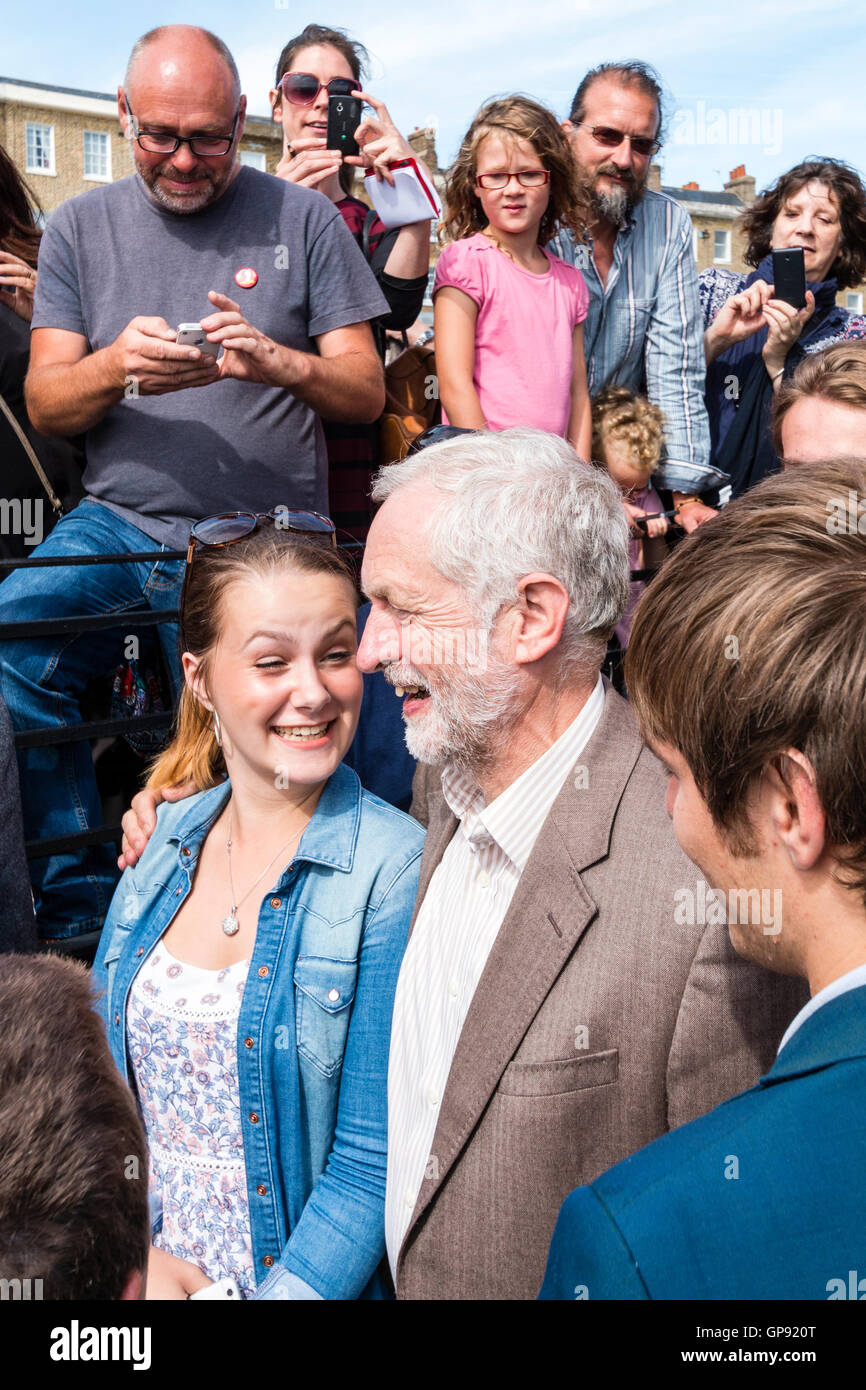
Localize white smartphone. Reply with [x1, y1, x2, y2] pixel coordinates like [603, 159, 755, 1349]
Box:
[188, 1275, 242, 1301]
[176, 322, 220, 357]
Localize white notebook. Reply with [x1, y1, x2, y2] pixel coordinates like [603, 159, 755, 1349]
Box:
[364, 157, 442, 229]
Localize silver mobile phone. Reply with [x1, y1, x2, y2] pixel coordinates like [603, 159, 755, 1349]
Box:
[176, 322, 220, 357]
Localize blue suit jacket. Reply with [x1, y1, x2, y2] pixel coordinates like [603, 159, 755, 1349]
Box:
[539, 983, 866, 1300]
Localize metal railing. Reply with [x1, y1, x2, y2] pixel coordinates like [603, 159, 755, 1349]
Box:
[0, 548, 186, 861]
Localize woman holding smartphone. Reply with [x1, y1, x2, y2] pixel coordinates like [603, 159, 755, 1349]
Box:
[92, 513, 424, 1299]
[700, 158, 866, 497]
[270, 24, 432, 541]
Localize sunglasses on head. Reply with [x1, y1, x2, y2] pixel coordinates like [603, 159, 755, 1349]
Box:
[180, 509, 336, 639]
[275, 73, 358, 107]
[573, 122, 661, 157]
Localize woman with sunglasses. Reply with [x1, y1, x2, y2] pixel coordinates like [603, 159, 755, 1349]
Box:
[92, 512, 424, 1300]
[270, 24, 431, 541]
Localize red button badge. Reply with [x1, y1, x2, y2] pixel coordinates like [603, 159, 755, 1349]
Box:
[234, 266, 258, 289]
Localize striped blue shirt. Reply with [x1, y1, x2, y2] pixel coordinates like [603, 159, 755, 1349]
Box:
[550, 190, 724, 495]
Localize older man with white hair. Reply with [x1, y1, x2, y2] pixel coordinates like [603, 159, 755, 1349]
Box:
[358, 426, 804, 1300]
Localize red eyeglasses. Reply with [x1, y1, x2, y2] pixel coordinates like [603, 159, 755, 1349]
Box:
[275, 73, 358, 107]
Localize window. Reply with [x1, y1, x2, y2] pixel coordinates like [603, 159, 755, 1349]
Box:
[240, 150, 267, 171]
[83, 130, 110, 181]
[846, 292, 864, 313]
[713, 229, 731, 264]
[26, 122, 54, 174]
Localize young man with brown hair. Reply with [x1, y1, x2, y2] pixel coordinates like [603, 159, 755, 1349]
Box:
[541, 457, 866, 1299]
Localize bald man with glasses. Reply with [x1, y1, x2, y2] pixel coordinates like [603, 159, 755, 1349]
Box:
[551, 62, 723, 531]
[5, 24, 388, 946]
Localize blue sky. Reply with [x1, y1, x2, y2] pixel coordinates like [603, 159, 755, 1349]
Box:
[4, 0, 865, 194]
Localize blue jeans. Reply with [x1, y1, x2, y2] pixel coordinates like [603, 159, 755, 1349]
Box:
[0, 500, 184, 939]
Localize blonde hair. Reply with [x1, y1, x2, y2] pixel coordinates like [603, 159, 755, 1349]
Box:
[591, 385, 665, 476]
[442, 95, 591, 247]
[147, 529, 356, 794]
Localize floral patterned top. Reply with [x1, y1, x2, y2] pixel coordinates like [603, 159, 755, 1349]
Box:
[127, 944, 256, 1296]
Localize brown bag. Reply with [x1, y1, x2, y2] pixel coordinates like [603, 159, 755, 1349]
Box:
[379, 340, 441, 463]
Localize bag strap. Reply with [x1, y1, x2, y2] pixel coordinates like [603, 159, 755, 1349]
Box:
[0, 389, 64, 517]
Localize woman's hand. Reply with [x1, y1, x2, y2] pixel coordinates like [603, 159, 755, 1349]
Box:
[0, 250, 38, 322]
[274, 134, 342, 190]
[704, 281, 771, 363]
[762, 290, 815, 383]
[146, 1245, 211, 1300]
[346, 91, 416, 185]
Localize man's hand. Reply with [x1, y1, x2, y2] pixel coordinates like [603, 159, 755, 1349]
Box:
[202, 292, 285, 386]
[146, 1246, 211, 1300]
[118, 781, 197, 870]
[275, 134, 342, 190]
[674, 496, 717, 533]
[107, 317, 220, 395]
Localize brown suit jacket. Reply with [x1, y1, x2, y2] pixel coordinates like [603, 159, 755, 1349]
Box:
[397, 683, 806, 1299]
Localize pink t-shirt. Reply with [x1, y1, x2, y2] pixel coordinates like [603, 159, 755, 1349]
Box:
[433, 232, 589, 437]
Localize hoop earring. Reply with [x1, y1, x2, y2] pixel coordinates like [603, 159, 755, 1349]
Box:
[213, 712, 222, 748]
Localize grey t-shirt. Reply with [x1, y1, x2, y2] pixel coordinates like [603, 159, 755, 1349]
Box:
[32, 166, 389, 546]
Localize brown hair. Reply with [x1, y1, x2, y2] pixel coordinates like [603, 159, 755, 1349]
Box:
[739, 158, 866, 290]
[148, 525, 357, 794]
[773, 340, 866, 457]
[625, 458, 866, 902]
[442, 95, 592, 246]
[591, 385, 665, 475]
[0, 141, 42, 268]
[273, 24, 369, 196]
[0, 954, 148, 1299]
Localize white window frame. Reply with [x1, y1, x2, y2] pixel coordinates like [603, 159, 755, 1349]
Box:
[26, 121, 55, 176]
[83, 129, 111, 182]
[239, 150, 267, 171]
[846, 291, 864, 313]
[713, 228, 731, 264]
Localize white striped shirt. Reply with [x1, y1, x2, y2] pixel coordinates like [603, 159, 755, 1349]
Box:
[385, 677, 605, 1274]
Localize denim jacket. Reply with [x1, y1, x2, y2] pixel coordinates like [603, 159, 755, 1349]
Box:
[92, 762, 424, 1300]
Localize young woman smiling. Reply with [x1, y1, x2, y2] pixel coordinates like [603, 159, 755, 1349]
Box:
[92, 515, 424, 1300]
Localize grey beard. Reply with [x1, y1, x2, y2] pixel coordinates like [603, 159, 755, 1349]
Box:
[592, 184, 634, 225]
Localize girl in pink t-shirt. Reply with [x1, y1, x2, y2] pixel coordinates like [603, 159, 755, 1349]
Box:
[434, 96, 593, 455]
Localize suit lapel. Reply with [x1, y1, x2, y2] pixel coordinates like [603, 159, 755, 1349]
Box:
[409, 771, 457, 934]
[400, 684, 645, 1252]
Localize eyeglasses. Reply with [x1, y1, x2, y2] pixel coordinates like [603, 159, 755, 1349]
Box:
[124, 97, 240, 156]
[573, 123, 661, 157]
[476, 170, 550, 189]
[180, 510, 336, 638]
[275, 73, 358, 107]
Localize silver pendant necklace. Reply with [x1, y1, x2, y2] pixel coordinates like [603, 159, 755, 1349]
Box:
[222, 803, 306, 936]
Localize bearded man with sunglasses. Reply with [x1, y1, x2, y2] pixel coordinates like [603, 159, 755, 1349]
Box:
[551, 62, 723, 531]
[2, 24, 388, 947]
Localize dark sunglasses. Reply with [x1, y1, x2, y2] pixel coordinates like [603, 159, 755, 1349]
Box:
[180, 509, 336, 638]
[573, 122, 661, 157]
[275, 73, 358, 107]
